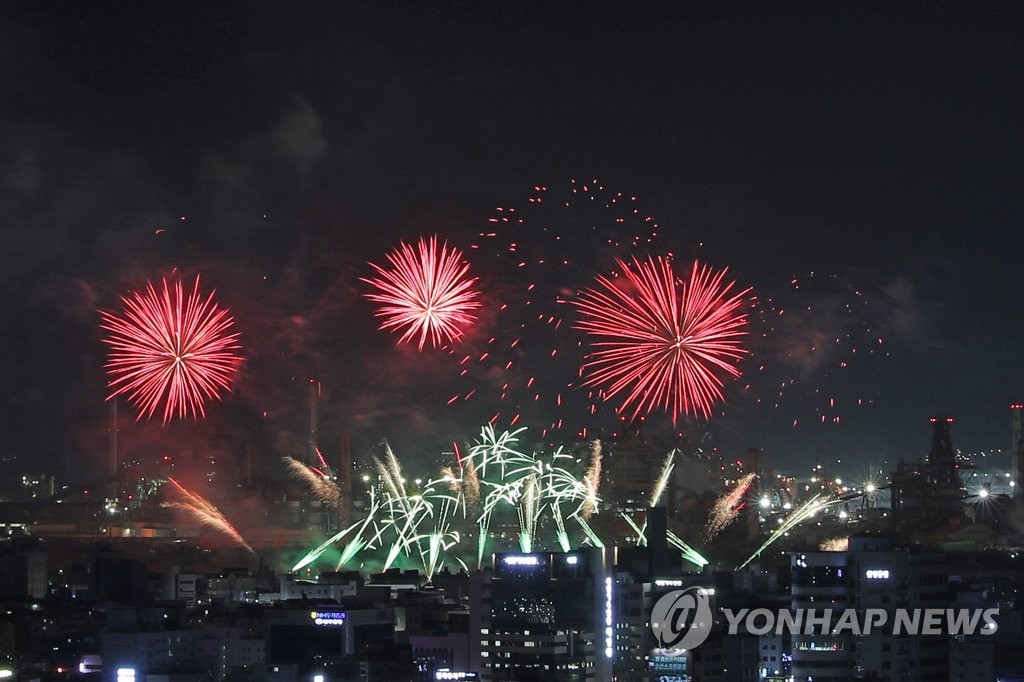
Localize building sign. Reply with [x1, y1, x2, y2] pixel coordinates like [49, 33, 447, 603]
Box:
[310, 610, 347, 625]
[605, 576, 613, 658]
[434, 671, 479, 681]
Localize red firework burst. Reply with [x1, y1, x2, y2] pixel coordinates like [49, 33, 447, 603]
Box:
[574, 256, 750, 422]
[362, 236, 481, 350]
[100, 276, 241, 424]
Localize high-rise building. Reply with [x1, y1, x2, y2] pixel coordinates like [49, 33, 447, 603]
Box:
[790, 536, 952, 681]
[0, 540, 46, 599]
[471, 549, 612, 682]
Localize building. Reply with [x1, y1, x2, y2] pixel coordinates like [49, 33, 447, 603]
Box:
[471, 549, 612, 682]
[790, 535, 954, 682]
[279, 571, 362, 601]
[0, 540, 46, 599]
[264, 603, 396, 665]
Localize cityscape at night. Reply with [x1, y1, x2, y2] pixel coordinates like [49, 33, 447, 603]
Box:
[1, 3, 1023, 682]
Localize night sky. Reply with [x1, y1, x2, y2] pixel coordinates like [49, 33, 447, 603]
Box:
[2, 2, 1022, 486]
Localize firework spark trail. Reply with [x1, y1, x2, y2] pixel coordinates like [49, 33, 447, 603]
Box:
[469, 426, 532, 560]
[371, 444, 464, 576]
[382, 494, 430, 572]
[362, 236, 481, 350]
[283, 456, 341, 506]
[626, 451, 677, 548]
[297, 426, 606, 573]
[292, 523, 360, 572]
[440, 461, 479, 512]
[739, 494, 838, 569]
[476, 519, 489, 569]
[667, 530, 710, 568]
[101, 276, 241, 424]
[517, 475, 539, 553]
[649, 452, 676, 508]
[581, 440, 602, 519]
[575, 515, 604, 548]
[440, 466, 460, 493]
[574, 256, 750, 423]
[819, 537, 850, 552]
[162, 478, 252, 553]
[374, 442, 408, 502]
[336, 499, 381, 569]
[551, 503, 570, 552]
[705, 472, 756, 541]
[313, 446, 329, 470]
[466, 428, 599, 561]
[371, 443, 426, 572]
[621, 511, 647, 545]
[467, 425, 532, 480]
[457, 179, 664, 437]
[416, 491, 462, 579]
[463, 457, 481, 507]
[746, 271, 899, 427]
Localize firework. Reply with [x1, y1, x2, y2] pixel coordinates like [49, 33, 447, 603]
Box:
[705, 472, 756, 541]
[292, 425, 612, 575]
[162, 478, 252, 553]
[746, 271, 898, 427]
[667, 530, 710, 568]
[649, 451, 676, 508]
[292, 522, 360, 572]
[283, 456, 341, 506]
[455, 179, 664, 437]
[101, 276, 241, 424]
[819, 537, 850, 552]
[739, 493, 837, 569]
[575, 256, 750, 423]
[362, 235, 480, 350]
[580, 439, 602, 519]
[621, 450, 677, 549]
[463, 457, 481, 507]
[374, 442, 408, 501]
[575, 515, 604, 548]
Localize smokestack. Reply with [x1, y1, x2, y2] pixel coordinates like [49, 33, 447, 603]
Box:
[1012, 404, 1023, 501]
[309, 379, 319, 466]
[747, 447, 761, 478]
[245, 442, 254, 489]
[108, 399, 119, 477]
[927, 416, 959, 489]
[339, 432, 352, 525]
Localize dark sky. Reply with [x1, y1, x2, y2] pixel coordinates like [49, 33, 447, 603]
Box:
[1, 1, 1022, 485]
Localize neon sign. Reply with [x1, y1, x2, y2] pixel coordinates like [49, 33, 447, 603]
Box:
[310, 610, 347, 625]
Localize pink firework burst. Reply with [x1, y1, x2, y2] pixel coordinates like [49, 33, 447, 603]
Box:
[362, 235, 481, 350]
[100, 276, 241, 424]
[574, 256, 750, 423]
